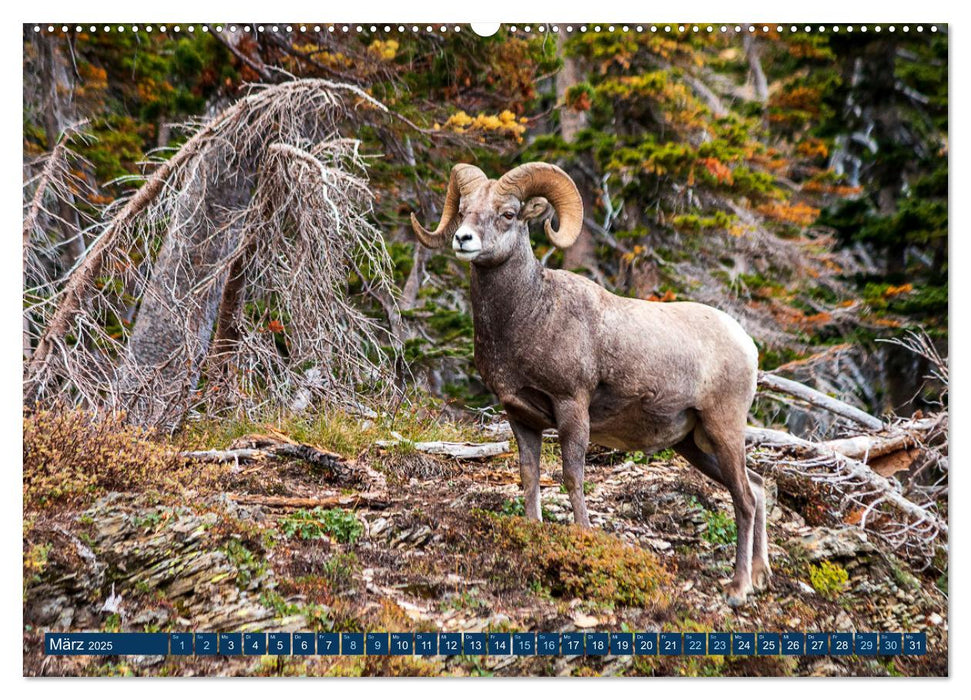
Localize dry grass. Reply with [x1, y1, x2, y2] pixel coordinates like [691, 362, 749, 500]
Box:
[23, 407, 220, 510]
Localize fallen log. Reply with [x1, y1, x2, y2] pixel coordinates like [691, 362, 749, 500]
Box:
[227, 492, 391, 510]
[745, 426, 946, 537]
[181, 447, 267, 464]
[758, 371, 885, 431]
[821, 433, 918, 462]
[181, 435, 348, 478]
[375, 434, 511, 459]
[746, 427, 921, 463]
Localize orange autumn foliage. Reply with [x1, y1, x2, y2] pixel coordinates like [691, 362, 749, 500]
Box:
[756, 202, 820, 227]
[700, 157, 733, 185]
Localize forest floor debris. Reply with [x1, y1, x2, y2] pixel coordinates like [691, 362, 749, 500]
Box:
[23, 412, 947, 677]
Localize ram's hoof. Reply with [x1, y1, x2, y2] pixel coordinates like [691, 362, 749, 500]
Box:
[724, 581, 754, 608]
[752, 563, 773, 592]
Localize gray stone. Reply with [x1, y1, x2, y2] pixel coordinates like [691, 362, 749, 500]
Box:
[796, 528, 875, 561]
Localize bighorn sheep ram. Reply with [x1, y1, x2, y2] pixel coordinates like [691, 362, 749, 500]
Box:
[411, 162, 769, 606]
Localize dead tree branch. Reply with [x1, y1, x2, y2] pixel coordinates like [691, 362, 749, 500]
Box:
[758, 371, 886, 431]
[23, 80, 402, 429]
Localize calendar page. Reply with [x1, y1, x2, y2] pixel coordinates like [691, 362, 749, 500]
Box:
[22, 18, 948, 679]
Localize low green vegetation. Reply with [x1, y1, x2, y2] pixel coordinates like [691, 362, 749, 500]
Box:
[223, 539, 268, 588]
[689, 496, 737, 545]
[279, 507, 363, 544]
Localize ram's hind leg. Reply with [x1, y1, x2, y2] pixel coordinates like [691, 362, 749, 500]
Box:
[674, 422, 762, 607]
[746, 469, 772, 590]
[510, 419, 543, 521]
[554, 400, 592, 528]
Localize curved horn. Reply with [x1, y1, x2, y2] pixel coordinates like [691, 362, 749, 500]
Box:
[496, 162, 583, 248]
[410, 164, 487, 248]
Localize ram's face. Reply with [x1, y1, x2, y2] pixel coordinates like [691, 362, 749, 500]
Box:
[451, 183, 551, 266]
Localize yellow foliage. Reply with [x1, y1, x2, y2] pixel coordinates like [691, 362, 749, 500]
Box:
[78, 63, 108, 90]
[440, 109, 527, 142]
[808, 560, 849, 600]
[367, 39, 399, 61]
[797, 138, 830, 160]
[293, 44, 351, 69]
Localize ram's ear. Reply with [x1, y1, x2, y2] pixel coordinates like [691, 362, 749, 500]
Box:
[519, 196, 553, 223]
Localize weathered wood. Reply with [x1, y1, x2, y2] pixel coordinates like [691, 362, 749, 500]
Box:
[745, 425, 946, 535]
[181, 448, 268, 464]
[821, 433, 918, 461]
[227, 493, 391, 510]
[375, 437, 511, 459]
[181, 437, 347, 475]
[758, 371, 886, 431]
[746, 426, 817, 451]
[747, 426, 918, 462]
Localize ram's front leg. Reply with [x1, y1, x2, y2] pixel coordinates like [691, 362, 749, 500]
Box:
[509, 418, 543, 521]
[554, 399, 591, 528]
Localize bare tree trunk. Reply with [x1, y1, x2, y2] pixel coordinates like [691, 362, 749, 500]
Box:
[118, 152, 253, 428]
[400, 137, 432, 312]
[38, 35, 85, 267]
[555, 31, 597, 272]
[24, 100, 247, 404]
[742, 28, 769, 105]
[211, 256, 248, 369]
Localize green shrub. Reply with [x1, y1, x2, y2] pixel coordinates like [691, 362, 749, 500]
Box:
[279, 507, 363, 544]
[702, 509, 737, 545]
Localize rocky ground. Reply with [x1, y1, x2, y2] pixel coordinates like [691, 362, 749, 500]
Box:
[23, 421, 948, 677]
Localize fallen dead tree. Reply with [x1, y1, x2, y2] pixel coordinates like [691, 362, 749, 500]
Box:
[23, 80, 401, 430]
[749, 334, 947, 567]
[180, 432, 389, 489]
[757, 371, 885, 431]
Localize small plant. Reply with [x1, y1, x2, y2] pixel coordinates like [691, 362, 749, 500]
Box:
[702, 509, 737, 545]
[499, 497, 526, 517]
[279, 507, 363, 544]
[321, 552, 359, 589]
[499, 497, 555, 521]
[808, 560, 849, 600]
[260, 590, 300, 617]
[103, 613, 122, 633]
[688, 497, 737, 545]
[132, 510, 164, 531]
[629, 447, 677, 464]
[438, 590, 489, 614]
[467, 511, 672, 608]
[23, 542, 51, 586]
[223, 539, 268, 588]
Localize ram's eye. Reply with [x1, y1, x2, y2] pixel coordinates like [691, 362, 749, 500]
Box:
[502, 211, 515, 220]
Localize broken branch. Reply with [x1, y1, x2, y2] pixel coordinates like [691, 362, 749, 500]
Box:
[757, 371, 886, 431]
[375, 434, 511, 459]
[227, 493, 391, 510]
